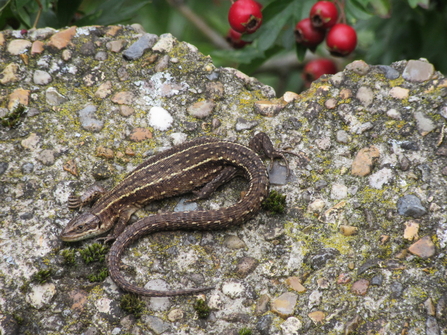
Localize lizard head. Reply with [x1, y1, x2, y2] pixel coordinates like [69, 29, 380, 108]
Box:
[60, 212, 102, 242]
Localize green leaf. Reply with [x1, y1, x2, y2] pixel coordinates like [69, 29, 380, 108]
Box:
[0, 0, 12, 12]
[56, 0, 83, 27]
[407, 0, 429, 8]
[295, 42, 307, 62]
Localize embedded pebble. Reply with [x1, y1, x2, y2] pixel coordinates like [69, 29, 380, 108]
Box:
[223, 235, 246, 249]
[255, 294, 270, 315]
[285, 277, 306, 293]
[308, 311, 325, 324]
[78, 105, 104, 132]
[111, 91, 134, 105]
[402, 59, 434, 82]
[307, 199, 326, 214]
[351, 146, 380, 177]
[152, 33, 176, 53]
[7, 39, 32, 54]
[235, 118, 258, 131]
[222, 282, 245, 299]
[390, 281, 404, 298]
[33, 70, 52, 85]
[128, 127, 152, 142]
[376, 65, 400, 79]
[414, 111, 436, 135]
[346, 60, 370, 75]
[426, 316, 440, 335]
[397, 194, 427, 218]
[0, 63, 20, 85]
[316, 137, 331, 150]
[389, 87, 409, 99]
[167, 309, 183, 322]
[270, 292, 298, 318]
[308, 289, 322, 308]
[25, 283, 56, 309]
[331, 183, 348, 199]
[408, 236, 435, 258]
[254, 100, 284, 117]
[47, 26, 76, 49]
[308, 248, 340, 270]
[37, 149, 55, 166]
[8, 88, 30, 110]
[351, 279, 369, 296]
[256, 314, 273, 335]
[386, 108, 401, 119]
[148, 106, 173, 131]
[21, 133, 41, 150]
[336, 130, 350, 143]
[122, 33, 158, 60]
[31, 40, 44, 54]
[403, 220, 420, 241]
[356, 86, 374, 106]
[187, 100, 215, 119]
[0, 162, 9, 175]
[155, 54, 170, 72]
[45, 87, 68, 106]
[95, 81, 113, 99]
[236, 257, 258, 277]
[280, 317, 302, 335]
[369, 167, 393, 189]
[339, 225, 358, 236]
[142, 315, 171, 334]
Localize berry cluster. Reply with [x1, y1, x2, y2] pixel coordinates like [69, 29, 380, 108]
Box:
[295, 1, 357, 57]
[226, 0, 262, 49]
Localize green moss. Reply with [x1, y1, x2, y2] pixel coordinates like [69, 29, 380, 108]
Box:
[193, 298, 210, 319]
[262, 190, 286, 214]
[0, 104, 26, 128]
[238, 328, 253, 335]
[120, 293, 145, 318]
[79, 243, 109, 264]
[87, 268, 109, 282]
[31, 268, 53, 284]
[60, 249, 76, 266]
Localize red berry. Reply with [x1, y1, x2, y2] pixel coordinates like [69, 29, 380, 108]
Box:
[310, 1, 338, 29]
[228, 0, 263, 34]
[326, 23, 357, 57]
[295, 18, 326, 50]
[303, 58, 337, 87]
[226, 28, 251, 49]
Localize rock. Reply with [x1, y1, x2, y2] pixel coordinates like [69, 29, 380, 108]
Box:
[187, 100, 215, 119]
[45, 87, 68, 106]
[78, 105, 104, 132]
[397, 194, 427, 218]
[408, 236, 436, 258]
[122, 33, 158, 60]
[351, 279, 369, 296]
[351, 146, 380, 176]
[402, 59, 434, 82]
[148, 106, 173, 131]
[271, 292, 298, 318]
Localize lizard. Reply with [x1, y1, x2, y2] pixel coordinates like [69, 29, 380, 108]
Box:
[60, 132, 292, 296]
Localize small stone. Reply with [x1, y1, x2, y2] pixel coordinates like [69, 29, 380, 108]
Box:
[31, 40, 44, 54]
[337, 273, 351, 285]
[46, 87, 68, 106]
[148, 106, 173, 131]
[308, 290, 323, 307]
[351, 279, 369, 296]
[307, 199, 325, 214]
[122, 33, 158, 60]
[8, 88, 30, 110]
[271, 292, 298, 318]
[403, 220, 419, 241]
[389, 87, 409, 99]
[111, 91, 134, 105]
[340, 88, 352, 99]
[390, 281, 404, 299]
[25, 283, 57, 309]
[408, 236, 435, 259]
[63, 159, 78, 177]
[351, 146, 380, 177]
[21, 162, 33, 174]
[256, 314, 273, 335]
[282, 91, 300, 103]
[222, 281, 244, 299]
[280, 317, 302, 335]
[370, 275, 383, 286]
[402, 59, 434, 82]
[339, 225, 358, 236]
[7, 39, 32, 55]
[285, 277, 306, 293]
[223, 235, 246, 249]
[236, 257, 258, 278]
[307, 248, 340, 270]
[33, 70, 52, 85]
[336, 130, 350, 143]
[325, 98, 337, 109]
[254, 100, 284, 117]
[106, 40, 127, 53]
[376, 65, 400, 79]
[397, 194, 427, 218]
[142, 315, 171, 335]
[119, 105, 134, 117]
[152, 33, 176, 53]
[344, 315, 362, 334]
[96, 146, 114, 159]
[187, 100, 215, 119]
[346, 60, 370, 75]
[255, 294, 270, 315]
[47, 26, 76, 50]
[316, 137, 331, 150]
[94, 51, 107, 61]
[37, 149, 55, 166]
[414, 111, 436, 136]
[356, 86, 374, 106]
[308, 311, 325, 324]
[0, 63, 20, 85]
[167, 309, 183, 322]
[21, 133, 40, 150]
[94, 81, 113, 99]
[369, 167, 393, 189]
[128, 127, 152, 142]
[78, 105, 104, 132]
[331, 183, 348, 200]
[426, 316, 440, 335]
[386, 108, 401, 120]
[235, 118, 258, 131]
[424, 298, 436, 316]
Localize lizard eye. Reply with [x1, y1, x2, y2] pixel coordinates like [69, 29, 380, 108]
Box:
[76, 225, 84, 231]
